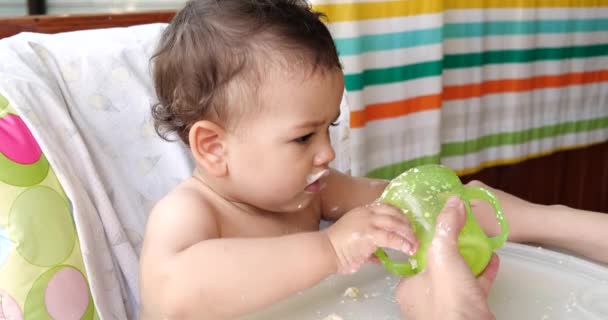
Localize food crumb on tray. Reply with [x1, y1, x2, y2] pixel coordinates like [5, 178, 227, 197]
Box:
[343, 286, 360, 299]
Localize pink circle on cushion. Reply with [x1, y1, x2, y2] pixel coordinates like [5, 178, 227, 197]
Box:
[44, 267, 89, 320]
[0, 289, 23, 320]
[0, 114, 42, 164]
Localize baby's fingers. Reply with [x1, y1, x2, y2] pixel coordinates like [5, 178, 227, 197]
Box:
[371, 215, 418, 249]
[370, 228, 415, 254]
[368, 202, 406, 218]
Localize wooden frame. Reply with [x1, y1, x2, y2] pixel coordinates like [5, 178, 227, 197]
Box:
[461, 141, 608, 213]
[0, 11, 606, 213]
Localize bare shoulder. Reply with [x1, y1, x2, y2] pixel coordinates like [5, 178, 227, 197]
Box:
[142, 181, 220, 258]
[139, 181, 220, 319]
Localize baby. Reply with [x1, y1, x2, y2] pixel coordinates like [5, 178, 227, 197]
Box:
[139, 1, 417, 319]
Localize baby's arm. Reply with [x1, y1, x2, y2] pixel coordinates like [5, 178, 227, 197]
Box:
[468, 180, 608, 264]
[320, 168, 388, 221]
[140, 192, 336, 320]
[139, 190, 415, 319]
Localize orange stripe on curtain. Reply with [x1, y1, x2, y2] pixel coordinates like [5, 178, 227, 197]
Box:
[350, 94, 442, 128]
[351, 70, 608, 128]
[444, 70, 608, 100]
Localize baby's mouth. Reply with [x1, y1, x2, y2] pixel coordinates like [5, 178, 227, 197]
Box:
[306, 169, 329, 184]
[305, 169, 330, 192]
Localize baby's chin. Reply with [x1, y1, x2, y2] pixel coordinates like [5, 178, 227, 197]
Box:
[282, 193, 320, 212]
[249, 193, 314, 213]
[249, 180, 327, 212]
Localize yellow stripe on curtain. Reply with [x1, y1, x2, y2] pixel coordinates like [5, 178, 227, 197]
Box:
[314, 0, 608, 22]
[448, 0, 608, 9]
[314, 1, 442, 22]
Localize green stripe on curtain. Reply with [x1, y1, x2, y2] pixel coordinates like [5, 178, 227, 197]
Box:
[366, 115, 608, 179]
[344, 44, 608, 91]
[345, 61, 442, 91]
[445, 43, 608, 69]
[444, 18, 608, 38]
[366, 154, 440, 179]
[335, 28, 442, 56]
[441, 115, 608, 156]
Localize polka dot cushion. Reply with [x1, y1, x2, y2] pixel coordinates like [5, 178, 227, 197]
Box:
[0, 93, 97, 319]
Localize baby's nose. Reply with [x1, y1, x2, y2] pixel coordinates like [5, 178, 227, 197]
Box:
[314, 144, 335, 166]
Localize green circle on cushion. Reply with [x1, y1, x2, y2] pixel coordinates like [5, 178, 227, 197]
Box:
[0, 152, 49, 187]
[0, 94, 8, 117]
[8, 186, 75, 267]
[24, 265, 94, 320]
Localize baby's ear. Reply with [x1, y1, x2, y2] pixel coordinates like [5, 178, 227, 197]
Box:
[189, 120, 228, 176]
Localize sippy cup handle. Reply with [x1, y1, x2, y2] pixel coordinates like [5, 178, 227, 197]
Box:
[462, 186, 509, 250]
[374, 248, 415, 276]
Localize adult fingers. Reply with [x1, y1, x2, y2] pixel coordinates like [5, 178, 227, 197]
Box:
[433, 196, 467, 244]
[477, 253, 500, 296]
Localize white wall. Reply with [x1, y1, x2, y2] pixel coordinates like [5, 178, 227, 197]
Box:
[0, 0, 27, 17]
[0, 0, 187, 17]
[47, 0, 187, 14]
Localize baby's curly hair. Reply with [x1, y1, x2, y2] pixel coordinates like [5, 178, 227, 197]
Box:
[151, 0, 341, 145]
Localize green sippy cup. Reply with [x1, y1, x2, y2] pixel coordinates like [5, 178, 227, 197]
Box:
[375, 164, 509, 276]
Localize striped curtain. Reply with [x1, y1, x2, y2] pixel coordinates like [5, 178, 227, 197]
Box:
[312, 0, 608, 178]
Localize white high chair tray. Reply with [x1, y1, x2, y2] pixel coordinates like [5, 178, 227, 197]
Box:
[242, 242, 608, 320]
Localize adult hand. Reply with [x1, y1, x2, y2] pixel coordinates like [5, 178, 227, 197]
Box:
[395, 196, 500, 320]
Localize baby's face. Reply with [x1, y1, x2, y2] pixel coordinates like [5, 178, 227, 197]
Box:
[224, 67, 344, 212]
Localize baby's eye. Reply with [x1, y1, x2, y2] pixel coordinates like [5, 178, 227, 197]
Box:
[330, 121, 340, 127]
[295, 133, 314, 144]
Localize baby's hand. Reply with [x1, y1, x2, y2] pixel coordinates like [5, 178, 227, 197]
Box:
[324, 203, 418, 274]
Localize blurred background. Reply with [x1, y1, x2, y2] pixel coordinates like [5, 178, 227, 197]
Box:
[0, 0, 186, 16]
